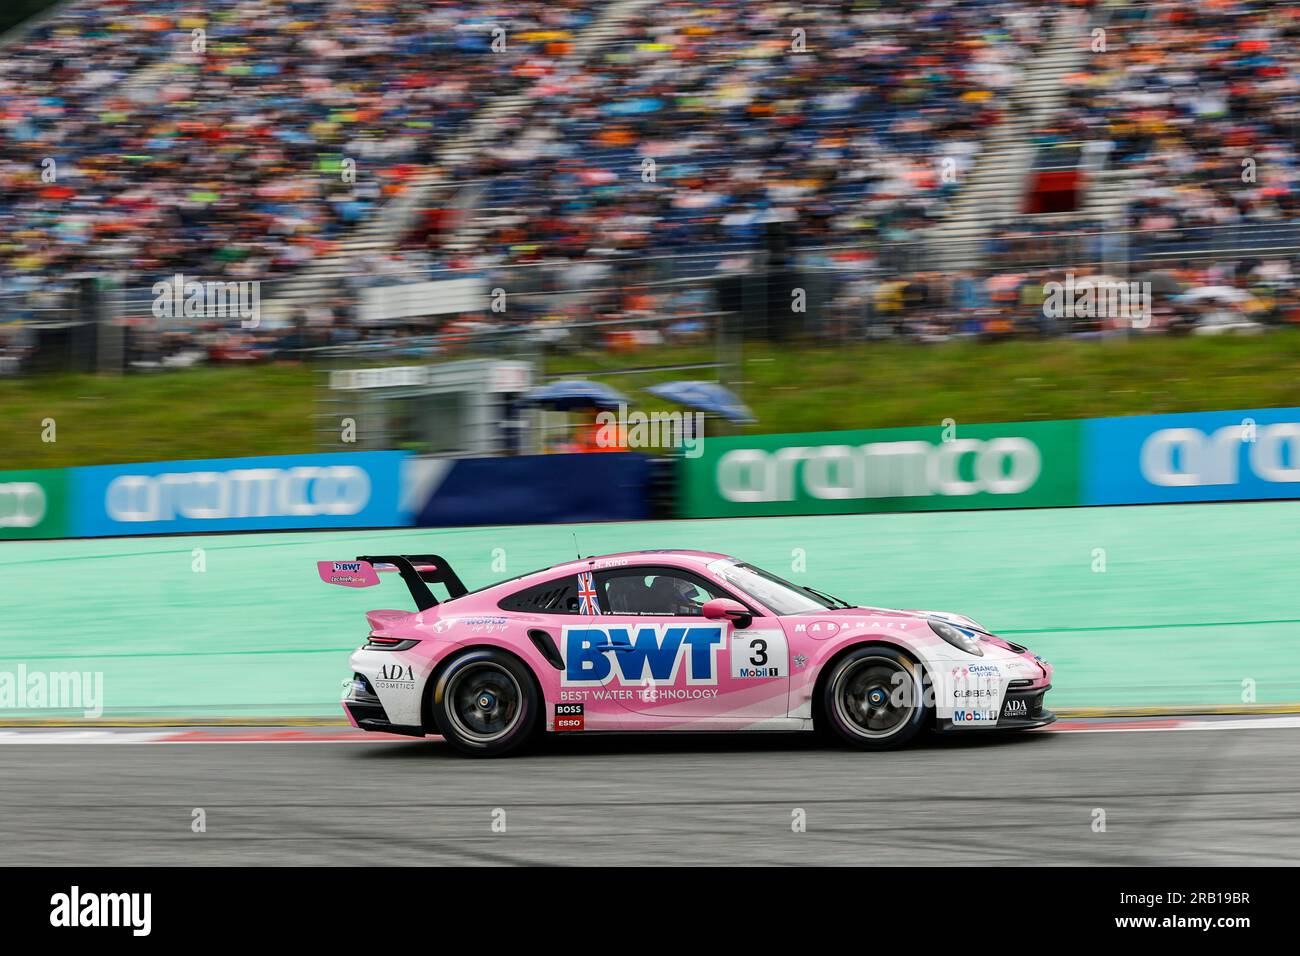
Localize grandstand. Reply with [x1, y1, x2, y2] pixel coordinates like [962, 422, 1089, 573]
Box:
[0, 0, 1296, 394]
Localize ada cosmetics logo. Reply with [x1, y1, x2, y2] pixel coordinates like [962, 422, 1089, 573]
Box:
[50, 886, 151, 936]
[376, 663, 416, 691]
[1003, 697, 1029, 718]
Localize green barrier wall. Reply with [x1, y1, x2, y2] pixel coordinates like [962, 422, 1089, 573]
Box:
[0, 469, 70, 540]
[680, 419, 1082, 517]
[1, 500, 1297, 718]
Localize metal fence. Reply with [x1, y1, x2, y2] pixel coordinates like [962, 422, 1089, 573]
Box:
[3, 218, 1299, 380]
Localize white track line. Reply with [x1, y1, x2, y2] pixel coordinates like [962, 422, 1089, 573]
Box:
[0, 731, 173, 744]
[0, 716, 1298, 743]
[1042, 715, 1300, 734]
[0, 730, 398, 744]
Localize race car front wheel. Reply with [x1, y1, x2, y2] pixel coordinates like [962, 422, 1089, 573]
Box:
[430, 649, 540, 756]
[819, 646, 930, 750]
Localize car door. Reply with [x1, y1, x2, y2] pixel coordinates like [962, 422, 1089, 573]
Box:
[582, 565, 790, 721]
[498, 570, 634, 731]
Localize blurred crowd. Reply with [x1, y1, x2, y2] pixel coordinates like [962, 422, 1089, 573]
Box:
[0, 0, 592, 295]
[1000, 0, 1299, 250]
[440, 0, 1048, 270]
[820, 255, 1300, 341]
[1, 0, 1298, 371]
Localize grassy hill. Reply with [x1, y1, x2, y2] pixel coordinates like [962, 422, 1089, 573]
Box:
[4, 331, 1300, 469]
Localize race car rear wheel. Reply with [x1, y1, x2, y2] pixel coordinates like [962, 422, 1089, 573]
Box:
[819, 646, 929, 750]
[431, 649, 540, 756]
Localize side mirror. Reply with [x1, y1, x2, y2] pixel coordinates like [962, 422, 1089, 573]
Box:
[702, 598, 752, 630]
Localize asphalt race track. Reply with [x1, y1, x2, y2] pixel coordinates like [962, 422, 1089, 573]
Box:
[1, 718, 1297, 866]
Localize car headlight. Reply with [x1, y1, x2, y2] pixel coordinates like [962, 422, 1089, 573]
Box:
[928, 618, 984, 656]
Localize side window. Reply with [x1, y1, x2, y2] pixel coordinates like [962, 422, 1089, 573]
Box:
[597, 568, 724, 617]
[498, 576, 579, 614]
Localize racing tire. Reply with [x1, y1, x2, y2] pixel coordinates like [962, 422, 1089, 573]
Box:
[817, 646, 930, 750]
[429, 649, 540, 757]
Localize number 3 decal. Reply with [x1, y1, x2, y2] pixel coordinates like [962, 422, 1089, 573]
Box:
[730, 630, 789, 679]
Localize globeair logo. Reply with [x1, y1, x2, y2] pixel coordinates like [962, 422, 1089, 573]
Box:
[104, 467, 371, 522]
[716, 439, 1041, 503]
[0, 481, 46, 529]
[563, 625, 725, 686]
[1141, 423, 1300, 487]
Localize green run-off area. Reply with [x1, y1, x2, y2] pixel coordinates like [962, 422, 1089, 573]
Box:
[0, 500, 1296, 718]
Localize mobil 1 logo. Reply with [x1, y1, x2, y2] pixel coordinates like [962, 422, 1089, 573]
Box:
[730, 629, 789, 679]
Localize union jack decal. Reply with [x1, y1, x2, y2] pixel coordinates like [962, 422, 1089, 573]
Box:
[577, 571, 601, 615]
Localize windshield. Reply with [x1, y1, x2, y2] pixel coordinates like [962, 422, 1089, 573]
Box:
[707, 560, 839, 616]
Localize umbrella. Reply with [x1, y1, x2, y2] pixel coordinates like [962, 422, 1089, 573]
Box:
[520, 380, 627, 411]
[645, 380, 755, 424]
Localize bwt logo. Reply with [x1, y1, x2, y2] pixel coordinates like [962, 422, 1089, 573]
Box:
[562, 625, 725, 686]
[105, 466, 372, 522]
[1141, 423, 1300, 487]
[333, 562, 363, 572]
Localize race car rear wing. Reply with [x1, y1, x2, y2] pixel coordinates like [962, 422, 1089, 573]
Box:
[317, 554, 468, 611]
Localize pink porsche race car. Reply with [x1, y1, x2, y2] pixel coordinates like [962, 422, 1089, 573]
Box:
[322, 550, 1055, 756]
